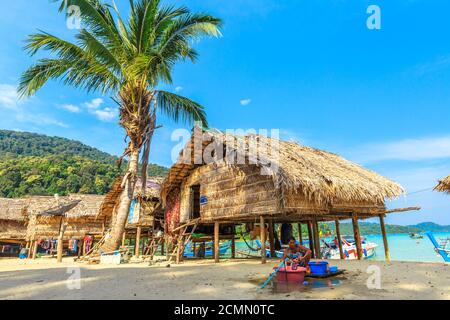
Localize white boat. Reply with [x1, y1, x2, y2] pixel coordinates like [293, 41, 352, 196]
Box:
[321, 236, 378, 260]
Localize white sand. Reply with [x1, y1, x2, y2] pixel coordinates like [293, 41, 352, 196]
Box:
[0, 257, 448, 300]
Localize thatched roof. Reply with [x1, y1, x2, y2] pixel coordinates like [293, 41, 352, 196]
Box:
[435, 175, 450, 194]
[0, 198, 28, 222]
[27, 195, 106, 220]
[163, 128, 405, 207]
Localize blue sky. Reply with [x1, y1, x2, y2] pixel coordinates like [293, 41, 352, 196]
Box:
[1, 0, 450, 225]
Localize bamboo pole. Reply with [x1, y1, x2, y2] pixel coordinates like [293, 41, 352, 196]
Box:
[312, 217, 322, 259]
[297, 223, 303, 245]
[268, 220, 275, 258]
[307, 221, 315, 258]
[379, 215, 391, 262]
[335, 220, 345, 260]
[135, 226, 141, 258]
[214, 222, 220, 263]
[260, 216, 267, 264]
[352, 214, 363, 260]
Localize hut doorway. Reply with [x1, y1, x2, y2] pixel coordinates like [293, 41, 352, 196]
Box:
[189, 185, 201, 220]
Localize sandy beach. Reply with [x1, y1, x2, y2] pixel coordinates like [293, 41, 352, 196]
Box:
[0, 257, 448, 300]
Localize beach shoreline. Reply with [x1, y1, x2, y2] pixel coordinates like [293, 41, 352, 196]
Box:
[0, 257, 448, 300]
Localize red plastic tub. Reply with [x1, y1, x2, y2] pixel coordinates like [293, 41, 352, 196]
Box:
[275, 266, 307, 283]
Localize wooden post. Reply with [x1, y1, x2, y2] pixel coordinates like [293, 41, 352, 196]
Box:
[161, 237, 165, 256]
[82, 236, 86, 256]
[121, 231, 126, 247]
[77, 239, 82, 259]
[260, 216, 267, 264]
[214, 222, 220, 263]
[335, 220, 345, 260]
[135, 226, 141, 258]
[379, 215, 391, 262]
[28, 240, 33, 259]
[268, 220, 275, 258]
[231, 225, 236, 259]
[297, 223, 303, 245]
[307, 221, 315, 258]
[57, 219, 67, 263]
[352, 214, 363, 260]
[32, 240, 38, 260]
[312, 217, 322, 259]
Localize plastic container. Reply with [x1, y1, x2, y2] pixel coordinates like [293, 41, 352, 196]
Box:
[275, 266, 307, 283]
[329, 266, 338, 273]
[309, 261, 329, 275]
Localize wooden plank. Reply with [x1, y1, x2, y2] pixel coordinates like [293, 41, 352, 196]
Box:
[352, 214, 363, 260]
[214, 222, 220, 263]
[379, 214, 391, 262]
[260, 216, 266, 264]
[268, 220, 275, 258]
[335, 220, 344, 260]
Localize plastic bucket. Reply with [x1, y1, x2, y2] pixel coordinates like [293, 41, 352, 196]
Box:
[309, 261, 329, 275]
[275, 266, 307, 283]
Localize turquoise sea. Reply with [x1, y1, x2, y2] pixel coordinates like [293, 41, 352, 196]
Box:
[364, 232, 450, 263]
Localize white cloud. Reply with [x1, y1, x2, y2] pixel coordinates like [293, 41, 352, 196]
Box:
[94, 107, 117, 122]
[348, 136, 450, 164]
[0, 84, 19, 110]
[85, 98, 104, 109]
[60, 104, 81, 113]
[175, 86, 183, 93]
[240, 98, 252, 106]
[16, 113, 68, 128]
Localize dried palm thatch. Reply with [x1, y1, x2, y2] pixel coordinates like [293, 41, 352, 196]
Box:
[0, 198, 28, 222]
[435, 175, 450, 194]
[162, 128, 405, 211]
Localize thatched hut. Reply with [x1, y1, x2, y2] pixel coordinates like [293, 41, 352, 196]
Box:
[435, 175, 450, 194]
[162, 127, 418, 263]
[104, 176, 165, 257]
[0, 199, 28, 255]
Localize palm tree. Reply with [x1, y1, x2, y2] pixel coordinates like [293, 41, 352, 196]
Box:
[19, 0, 222, 251]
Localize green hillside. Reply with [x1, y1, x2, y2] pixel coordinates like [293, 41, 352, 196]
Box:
[0, 130, 168, 198]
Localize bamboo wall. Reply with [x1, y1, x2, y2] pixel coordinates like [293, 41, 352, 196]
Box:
[179, 162, 280, 223]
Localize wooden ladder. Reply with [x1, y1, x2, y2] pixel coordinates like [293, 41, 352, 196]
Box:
[144, 236, 163, 260]
[167, 219, 200, 264]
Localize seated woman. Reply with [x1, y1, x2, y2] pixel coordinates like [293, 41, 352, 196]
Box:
[282, 236, 312, 268]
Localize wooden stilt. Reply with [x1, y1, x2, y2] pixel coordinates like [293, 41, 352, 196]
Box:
[28, 240, 33, 259]
[121, 231, 126, 247]
[352, 214, 363, 260]
[57, 218, 67, 263]
[312, 217, 322, 259]
[77, 239, 82, 258]
[32, 240, 38, 260]
[268, 220, 275, 258]
[214, 222, 220, 263]
[307, 221, 315, 258]
[379, 215, 391, 262]
[135, 226, 141, 258]
[335, 220, 344, 260]
[260, 216, 267, 264]
[231, 225, 236, 259]
[297, 223, 303, 245]
[82, 236, 86, 256]
[161, 237, 165, 256]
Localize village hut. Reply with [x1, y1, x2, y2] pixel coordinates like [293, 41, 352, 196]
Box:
[105, 176, 165, 257]
[25, 194, 111, 259]
[434, 175, 450, 194]
[0, 198, 28, 255]
[161, 127, 419, 263]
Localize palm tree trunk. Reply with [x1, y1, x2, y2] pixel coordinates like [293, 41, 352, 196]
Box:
[101, 148, 140, 252]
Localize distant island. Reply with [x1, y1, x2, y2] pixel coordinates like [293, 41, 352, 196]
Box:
[0, 129, 169, 198]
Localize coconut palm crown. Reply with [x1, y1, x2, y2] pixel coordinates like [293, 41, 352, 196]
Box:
[19, 0, 222, 251]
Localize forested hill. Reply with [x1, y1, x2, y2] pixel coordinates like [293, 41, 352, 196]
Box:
[0, 130, 117, 163]
[0, 130, 168, 198]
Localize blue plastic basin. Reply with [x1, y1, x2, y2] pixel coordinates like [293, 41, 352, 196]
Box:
[309, 261, 329, 275]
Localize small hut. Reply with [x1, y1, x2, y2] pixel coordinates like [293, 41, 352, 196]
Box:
[105, 177, 165, 257]
[0, 198, 28, 255]
[25, 195, 110, 258]
[162, 127, 418, 263]
[435, 175, 450, 194]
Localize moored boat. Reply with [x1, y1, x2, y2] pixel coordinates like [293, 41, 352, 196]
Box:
[321, 236, 378, 260]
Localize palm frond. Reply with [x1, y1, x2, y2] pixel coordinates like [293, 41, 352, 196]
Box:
[156, 90, 208, 127]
